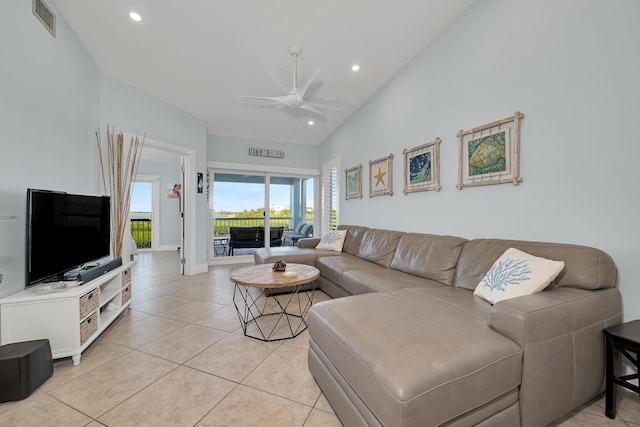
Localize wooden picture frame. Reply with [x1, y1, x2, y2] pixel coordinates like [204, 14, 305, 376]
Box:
[457, 112, 524, 190]
[403, 138, 441, 194]
[369, 153, 393, 197]
[345, 164, 363, 200]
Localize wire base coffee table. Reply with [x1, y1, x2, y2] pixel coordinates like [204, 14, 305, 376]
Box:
[230, 263, 320, 342]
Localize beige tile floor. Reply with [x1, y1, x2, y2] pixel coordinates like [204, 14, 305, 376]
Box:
[0, 251, 638, 426]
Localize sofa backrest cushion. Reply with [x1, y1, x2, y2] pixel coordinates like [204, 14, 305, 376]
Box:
[390, 233, 468, 286]
[337, 225, 369, 255]
[454, 239, 617, 291]
[357, 229, 404, 268]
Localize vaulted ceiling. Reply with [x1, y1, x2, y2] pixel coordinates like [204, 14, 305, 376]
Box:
[53, 0, 475, 146]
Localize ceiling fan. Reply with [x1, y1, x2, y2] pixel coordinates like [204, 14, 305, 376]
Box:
[239, 45, 325, 116]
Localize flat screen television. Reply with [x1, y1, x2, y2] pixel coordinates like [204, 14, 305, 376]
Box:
[26, 188, 111, 287]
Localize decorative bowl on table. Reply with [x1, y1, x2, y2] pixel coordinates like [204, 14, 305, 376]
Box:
[272, 260, 287, 272]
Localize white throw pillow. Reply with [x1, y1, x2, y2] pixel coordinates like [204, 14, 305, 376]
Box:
[316, 230, 347, 252]
[473, 248, 565, 304]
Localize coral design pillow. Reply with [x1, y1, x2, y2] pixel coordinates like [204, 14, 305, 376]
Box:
[474, 248, 565, 304]
[316, 230, 347, 252]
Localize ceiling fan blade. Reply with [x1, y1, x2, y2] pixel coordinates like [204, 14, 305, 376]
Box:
[299, 101, 325, 116]
[238, 95, 288, 103]
[296, 69, 320, 98]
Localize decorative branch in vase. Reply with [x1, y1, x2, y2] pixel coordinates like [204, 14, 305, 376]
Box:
[96, 125, 145, 259]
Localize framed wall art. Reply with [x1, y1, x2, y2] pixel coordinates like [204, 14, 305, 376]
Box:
[345, 164, 363, 200]
[457, 111, 524, 190]
[403, 138, 441, 194]
[369, 153, 393, 197]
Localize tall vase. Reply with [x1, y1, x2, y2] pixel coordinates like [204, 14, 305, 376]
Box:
[96, 126, 145, 261]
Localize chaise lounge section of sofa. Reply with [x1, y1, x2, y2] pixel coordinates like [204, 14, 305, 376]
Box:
[255, 225, 622, 426]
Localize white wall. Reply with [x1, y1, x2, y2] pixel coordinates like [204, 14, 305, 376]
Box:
[0, 1, 100, 297]
[321, 0, 640, 320]
[99, 74, 209, 268]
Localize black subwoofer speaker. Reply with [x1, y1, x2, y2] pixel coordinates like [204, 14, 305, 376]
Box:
[0, 339, 53, 402]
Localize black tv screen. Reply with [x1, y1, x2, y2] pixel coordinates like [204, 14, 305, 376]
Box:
[26, 189, 111, 287]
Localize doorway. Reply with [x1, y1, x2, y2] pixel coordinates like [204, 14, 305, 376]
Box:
[208, 165, 318, 264]
[130, 176, 160, 251]
[129, 133, 196, 275]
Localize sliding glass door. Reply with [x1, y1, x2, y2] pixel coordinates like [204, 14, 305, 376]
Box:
[209, 170, 315, 262]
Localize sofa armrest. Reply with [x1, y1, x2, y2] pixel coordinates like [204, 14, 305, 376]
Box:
[490, 286, 622, 427]
[298, 237, 320, 248]
[490, 287, 621, 347]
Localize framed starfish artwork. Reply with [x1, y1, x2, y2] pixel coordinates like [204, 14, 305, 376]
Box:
[368, 153, 393, 197]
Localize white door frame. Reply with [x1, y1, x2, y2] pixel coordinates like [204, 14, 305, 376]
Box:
[126, 133, 198, 275]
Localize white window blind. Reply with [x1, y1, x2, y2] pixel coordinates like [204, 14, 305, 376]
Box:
[322, 159, 339, 233]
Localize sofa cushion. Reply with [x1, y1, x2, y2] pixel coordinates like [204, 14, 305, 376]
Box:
[308, 288, 523, 427]
[454, 239, 617, 291]
[316, 230, 347, 252]
[342, 268, 444, 295]
[419, 286, 493, 321]
[337, 225, 369, 256]
[357, 229, 404, 268]
[315, 253, 374, 286]
[390, 233, 467, 285]
[474, 248, 565, 304]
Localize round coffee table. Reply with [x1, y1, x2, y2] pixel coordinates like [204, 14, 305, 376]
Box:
[230, 263, 320, 341]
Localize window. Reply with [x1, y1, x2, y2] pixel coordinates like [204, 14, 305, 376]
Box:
[322, 159, 339, 233]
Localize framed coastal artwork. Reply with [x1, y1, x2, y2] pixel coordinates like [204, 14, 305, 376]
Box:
[345, 164, 362, 200]
[369, 153, 393, 197]
[457, 111, 524, 190]
[403, 138, 441, 194]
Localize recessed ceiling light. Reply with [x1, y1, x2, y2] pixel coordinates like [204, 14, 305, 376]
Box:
[129, 12, 142, 22]
[308, 121, 314, 126]
[351, 65, 360, 71]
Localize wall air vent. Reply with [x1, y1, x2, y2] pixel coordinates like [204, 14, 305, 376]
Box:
[32, 0, 56, 38]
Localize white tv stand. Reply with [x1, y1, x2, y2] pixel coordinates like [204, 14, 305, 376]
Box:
[0, 264, 132, 365]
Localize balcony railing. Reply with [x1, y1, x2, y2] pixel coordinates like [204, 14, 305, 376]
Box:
[131, 216, 314, 252]
[131, 218, 151, 249]
[213, 217, 312, 237]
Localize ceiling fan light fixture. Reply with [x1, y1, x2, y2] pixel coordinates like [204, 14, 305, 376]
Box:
[239, 45, 326, 117]
[129, 12, 142, 22]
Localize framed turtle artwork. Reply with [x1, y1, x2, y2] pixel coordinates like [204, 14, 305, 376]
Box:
[466, 128, 510, 179]
[457, 112, 524, 190]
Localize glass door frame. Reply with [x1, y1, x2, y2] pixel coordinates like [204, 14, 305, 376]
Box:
[207, 161, 320, 265]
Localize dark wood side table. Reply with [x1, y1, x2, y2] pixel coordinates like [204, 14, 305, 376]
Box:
[604, 319, 640, 419]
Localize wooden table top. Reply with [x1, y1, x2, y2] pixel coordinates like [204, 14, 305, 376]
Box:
[230, 263, 320, 289]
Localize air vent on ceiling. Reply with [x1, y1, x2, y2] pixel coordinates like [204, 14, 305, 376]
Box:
[32, 0, 56, 38]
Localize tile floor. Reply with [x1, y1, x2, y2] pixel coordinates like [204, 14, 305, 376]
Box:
[1, 251, 639, 426]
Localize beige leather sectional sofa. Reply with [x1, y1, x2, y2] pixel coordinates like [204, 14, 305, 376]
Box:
[254, 225, 622, 427]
